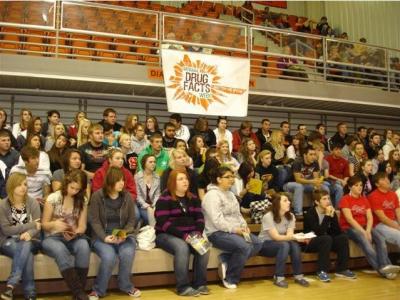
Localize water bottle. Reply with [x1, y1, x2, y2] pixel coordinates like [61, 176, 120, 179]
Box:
[187, 233, 211, 255]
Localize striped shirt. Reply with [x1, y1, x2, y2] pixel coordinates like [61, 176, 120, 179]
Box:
[155, 190, 204, 240]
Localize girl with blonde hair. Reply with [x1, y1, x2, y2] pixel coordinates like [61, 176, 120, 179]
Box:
[216, 140, 239, 172]
[77, 118, 91, 148]
[160, 149, 198, 196]
[0, 173, 41, 300]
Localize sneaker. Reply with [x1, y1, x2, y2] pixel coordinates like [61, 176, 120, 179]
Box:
[88, 291, 99, 300]
[379, 265, 400, 275]
[335, 270, 357, 279]
[222, 280, 237, 289]
[294, 278, 310, 287]
[24, 298, 36, 300]
[196, 286, 210, 295]
[217, 256, 227, 280]
[1, 287, 13, 300]
[128, 288, 141, 298]
[316, 271, 331, 282]
[273, 279, 288, 288]
[384, 273, 397, 280]
[178, 287, 200, 297]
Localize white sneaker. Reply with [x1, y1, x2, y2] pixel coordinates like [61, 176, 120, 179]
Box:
[385, 273, 397, 280]
[222, 279, 237, 289]
[380, 265, 400, 274]
[218, 261, 227, 280]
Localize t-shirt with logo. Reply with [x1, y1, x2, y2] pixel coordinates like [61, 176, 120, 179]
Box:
[124, 152, 138, 176]
[339, 194, 371, 230]
[292, 158, 320, 180]
[79, 142, 109, 173]
[368, 189, 400, 227]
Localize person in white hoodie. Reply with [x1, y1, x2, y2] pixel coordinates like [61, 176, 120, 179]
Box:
[202, 166, 262, 289]
[131, 123, 149, 155]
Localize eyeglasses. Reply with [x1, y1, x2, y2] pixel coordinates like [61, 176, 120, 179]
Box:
[221, 175, 235, 179]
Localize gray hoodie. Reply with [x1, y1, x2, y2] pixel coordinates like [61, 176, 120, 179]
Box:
[202, 184, 247, 236]
[131, 136, 149, 155]
[0, 197, 41, 246]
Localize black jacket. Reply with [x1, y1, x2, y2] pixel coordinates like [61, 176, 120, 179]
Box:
[255, 128, 272, 146]
[303, 207, 342, 237]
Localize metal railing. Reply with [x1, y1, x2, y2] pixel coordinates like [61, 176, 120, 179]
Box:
[240, 6, 255, 24]
[0, 0, 399, 92]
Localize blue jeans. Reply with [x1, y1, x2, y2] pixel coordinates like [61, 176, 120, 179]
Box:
[92, 236, 136, 296]
[326, 180, 344, 208]
[208, 231, 262, 284]
[156, 233, 209, 293]
[259, 240, 302, 277]
[374, 223, 400, 248]
[345, 228, 391, 271]
[0, 238, 40, 298]
[42, 235, 90, 271]
[283, 182, 330, 215]
[139, 207, 149, 226]
[276, 166, 290, 191]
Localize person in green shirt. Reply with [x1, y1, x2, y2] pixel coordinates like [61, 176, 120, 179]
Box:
[137, 133, 170, 176]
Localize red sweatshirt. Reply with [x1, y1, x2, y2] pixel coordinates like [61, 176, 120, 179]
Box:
[92, 160, 137, 201]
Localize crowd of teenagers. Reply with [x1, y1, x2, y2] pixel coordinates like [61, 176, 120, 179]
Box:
[0, 107, 400, 299]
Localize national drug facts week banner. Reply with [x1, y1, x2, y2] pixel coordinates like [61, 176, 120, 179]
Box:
[161, 49, 250, 117]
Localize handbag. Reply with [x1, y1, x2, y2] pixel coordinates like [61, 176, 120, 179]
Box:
[136, 225, 156, 251]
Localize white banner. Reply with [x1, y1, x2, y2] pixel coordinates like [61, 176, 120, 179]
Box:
[161, 49, 250, 117]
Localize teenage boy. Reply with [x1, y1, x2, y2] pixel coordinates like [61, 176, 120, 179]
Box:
[368, 172, 400, 249]
[162, 122, 177, 149]
[79, 124, 109, 178]
[98, 108, 122, 132]
[137, 133, 169, 176]
[10, 146, 51, 205]
[325, 143, 350, 208]
[169, 113, 190, 143]
[283, 146, 330, 216]
[0, 129, 19, 198]
[304, 190, 356, 282]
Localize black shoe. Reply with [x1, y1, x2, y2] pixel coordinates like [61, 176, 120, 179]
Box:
[1, 287, 13, 300]
[196, 286, 210, 295]
[294, 278, 310, 287]
[178, 287, 201, 297]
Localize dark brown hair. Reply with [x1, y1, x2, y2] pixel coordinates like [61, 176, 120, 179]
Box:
[61, 169, 87, 215]
[27, 117, 42, 136]
[103, 167, 125, 197]
[269, 193, 293, 223]
[312, 190, 329, 206]
[20, 146, 39, 162]
[62, 149, 82, 173]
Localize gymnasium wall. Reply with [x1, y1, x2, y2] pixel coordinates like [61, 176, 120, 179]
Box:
[305, 1, 400, 50]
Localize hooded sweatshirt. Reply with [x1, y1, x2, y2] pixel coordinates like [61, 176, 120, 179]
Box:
[202, 184, 247, 236]
[92, 160, 137, 201]
[131, 136, 149, 155]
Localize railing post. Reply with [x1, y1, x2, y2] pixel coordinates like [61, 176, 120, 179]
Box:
[386, 49, 391, 91]
[248, 26, 251, 59]
[158, 11, 162, 67]
[10, 95, 15, 126]
[55, 0, 61, 59]
[323, 37, 327, 80]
